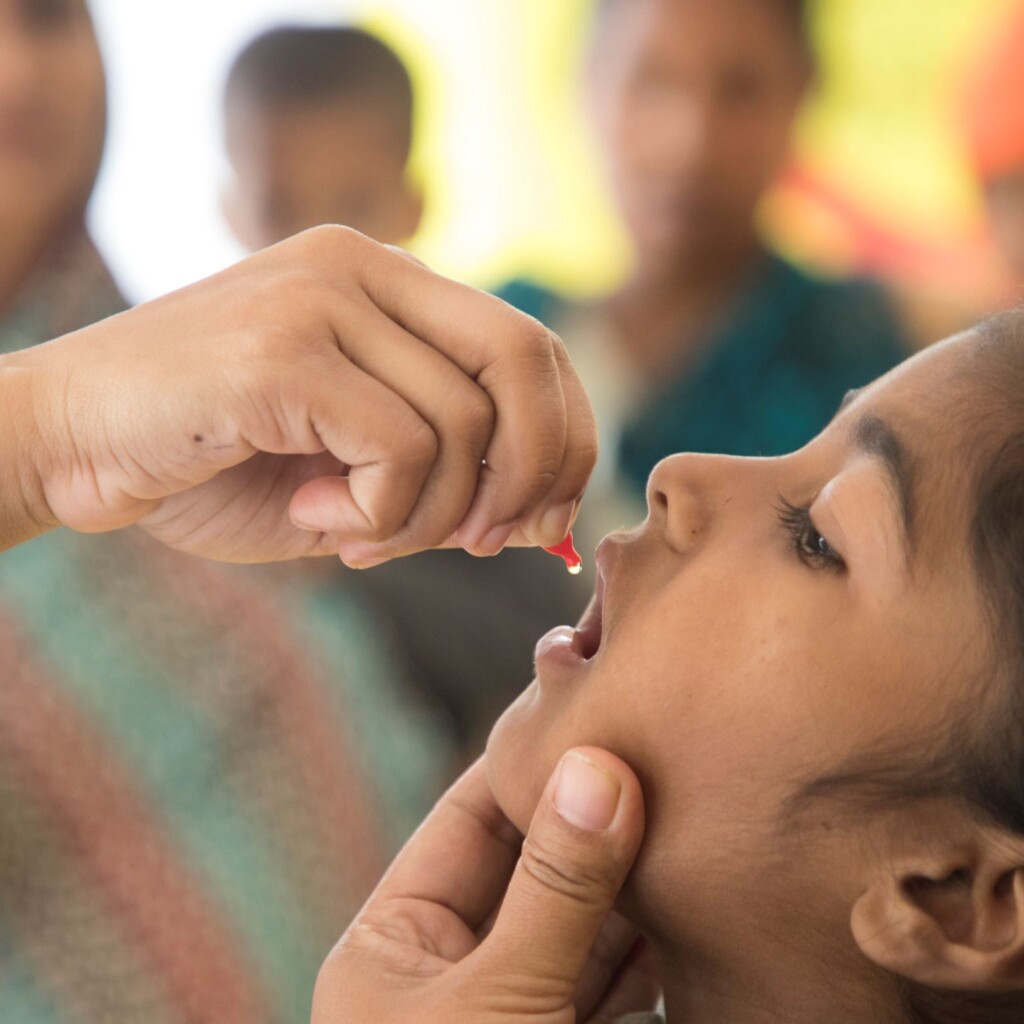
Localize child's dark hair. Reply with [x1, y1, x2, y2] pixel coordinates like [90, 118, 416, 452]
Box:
[791, 315, 1024, 1023]
[903, 317, 1024, 1024]
[225, 25, 413, 158]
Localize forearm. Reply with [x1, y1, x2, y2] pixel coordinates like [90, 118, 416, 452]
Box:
[0, 351, 60, 553]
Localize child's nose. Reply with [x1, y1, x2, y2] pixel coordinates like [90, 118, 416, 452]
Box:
[646, 453, 716, 553]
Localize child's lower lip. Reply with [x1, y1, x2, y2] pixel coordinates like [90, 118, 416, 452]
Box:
[534, 625, 588, 673]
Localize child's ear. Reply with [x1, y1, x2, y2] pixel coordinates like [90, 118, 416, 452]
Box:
[851, 832, 1024, 992]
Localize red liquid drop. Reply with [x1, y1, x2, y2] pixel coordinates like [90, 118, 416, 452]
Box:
[543, 533, 583, 574]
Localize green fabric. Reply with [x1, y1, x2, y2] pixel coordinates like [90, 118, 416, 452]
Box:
[497, 254, 910, 495]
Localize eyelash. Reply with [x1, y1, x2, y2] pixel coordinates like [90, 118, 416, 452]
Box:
[776, 498, 846, 573]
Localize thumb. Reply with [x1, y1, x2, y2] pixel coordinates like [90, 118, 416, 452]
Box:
[470, 747, 645, 1010]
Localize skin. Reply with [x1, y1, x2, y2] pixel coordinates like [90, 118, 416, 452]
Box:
[313, 749, 656, 1024]
[486, 336, 1006, 1022]
[0, 0, 106, 311]
[587, 0, 810, 376]
[0, 227, 595, 564]
[224, 98, 421, 250]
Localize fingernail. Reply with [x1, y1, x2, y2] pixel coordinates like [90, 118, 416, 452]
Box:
[352, 556, 388, 570]
[536, 501, 576, 548]
[336, 543, 389, 569]
[554, 752, 621, 831]
[476, 522, 515, 556]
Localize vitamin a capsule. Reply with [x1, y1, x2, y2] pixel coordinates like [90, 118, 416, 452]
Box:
[543, 533, 583, 575]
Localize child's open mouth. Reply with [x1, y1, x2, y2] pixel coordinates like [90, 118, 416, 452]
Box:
[571, 568, 605, 661]
[533, 539, 615, 675]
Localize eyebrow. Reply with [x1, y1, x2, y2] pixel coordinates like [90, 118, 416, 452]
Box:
[848, 413, 915, 555]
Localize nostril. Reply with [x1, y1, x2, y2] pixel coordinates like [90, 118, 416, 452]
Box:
[646, 454, 718, 549]
[664, 488, 710, 552]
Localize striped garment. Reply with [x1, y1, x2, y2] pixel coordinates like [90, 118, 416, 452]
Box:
[0, 230, 457, 1023]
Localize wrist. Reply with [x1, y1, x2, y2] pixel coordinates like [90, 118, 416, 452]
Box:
[0, 350, 61, 552]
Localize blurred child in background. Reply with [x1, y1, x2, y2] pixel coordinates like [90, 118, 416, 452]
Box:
[223, 25, 422, 250]
[221, 25, 584, 756]
[501, 0, 912, 543]
[0, 5, 454, 1023]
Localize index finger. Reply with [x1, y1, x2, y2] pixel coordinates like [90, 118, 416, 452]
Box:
[370, 758, 522, 931]
[354, 243, 596, 552]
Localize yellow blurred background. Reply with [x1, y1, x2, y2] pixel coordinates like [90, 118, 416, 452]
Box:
[366, 0, 1015, 298]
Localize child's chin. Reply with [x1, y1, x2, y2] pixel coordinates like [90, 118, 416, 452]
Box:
[484, 702, 548, 836]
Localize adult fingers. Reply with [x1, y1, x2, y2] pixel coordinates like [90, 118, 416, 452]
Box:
[585, 937, 662, 1023]
[366, 759, 522, 934]
[324, 298, 496, 564]
[512, 332, 598, 551]
[286, 354, 437, 547]
[353, 241, 595, 552]
[467, 747, 645, 1009]
[454, 325, 567, 553]
[571, 913, 642, 1021]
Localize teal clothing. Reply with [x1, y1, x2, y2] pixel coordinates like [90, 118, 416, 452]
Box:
[497, 255, 910, 495]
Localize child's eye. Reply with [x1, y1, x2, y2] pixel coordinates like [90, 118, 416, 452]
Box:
[776, 498, 846, 572]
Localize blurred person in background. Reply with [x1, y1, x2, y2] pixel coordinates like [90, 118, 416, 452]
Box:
[221, 24, 584, 757]
[0, 0, 120, 341]
[501, 0, 912, 542]
[0, 4, 455, 1023]
[223, 25, 422, 250]
[962, 2, 1024, 300]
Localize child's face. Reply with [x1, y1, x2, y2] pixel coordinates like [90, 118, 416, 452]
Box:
[224, 101, 419, 252]
[487, 336, 988, 952]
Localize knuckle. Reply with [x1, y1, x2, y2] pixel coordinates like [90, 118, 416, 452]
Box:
[304, 222, 364, 253]
[241, 322, 294, 372]
[458, 967, 563, 1017]
[510, 317, 558, 363]
[521, 447, 563, 496]
[291, 225, 370, 278]
[400, 416, 440, 469]
[519, 831, 615, 907]
[450, 388, 496, 445]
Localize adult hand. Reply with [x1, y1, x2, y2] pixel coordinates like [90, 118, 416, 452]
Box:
[313, 748, 656, 1024]
[0, 227, 596, 563]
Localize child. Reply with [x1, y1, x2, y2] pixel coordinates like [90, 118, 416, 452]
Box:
[483, 317, 1024, 1023]
[222, 25, 422, 249]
